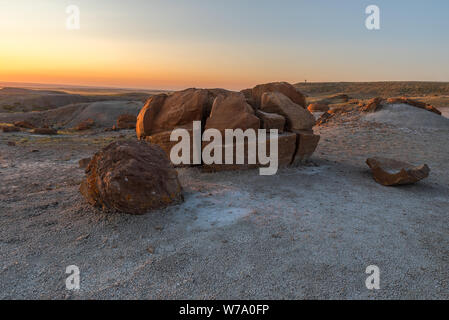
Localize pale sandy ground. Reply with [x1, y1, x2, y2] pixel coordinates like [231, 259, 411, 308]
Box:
[0, 106, 448, 300]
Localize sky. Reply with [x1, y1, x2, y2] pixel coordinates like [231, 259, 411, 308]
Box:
[0, 0, 448, 90]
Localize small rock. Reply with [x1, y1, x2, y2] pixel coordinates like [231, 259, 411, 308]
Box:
[366, 157, 430, 186]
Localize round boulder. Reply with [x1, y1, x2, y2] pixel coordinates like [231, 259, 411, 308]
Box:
[80, 140, 183, 214]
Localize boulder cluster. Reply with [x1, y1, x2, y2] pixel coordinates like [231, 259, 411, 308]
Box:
[136, 82, 320, 170]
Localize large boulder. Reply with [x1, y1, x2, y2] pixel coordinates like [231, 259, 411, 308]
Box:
[366, 157, 430, 186]
[136, 88, 236, 139]
[245, 82, 307, 108]
[261, 92, 315, 131]
[205, 94, 260, 131]
[202, 132, 297, 172]
[291, 131, 321, 165]
[80, 141, 183, 214]
[256, 110, 286, 133]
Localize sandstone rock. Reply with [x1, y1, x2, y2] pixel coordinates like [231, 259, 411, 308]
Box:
[80, 141, 183, 214]
[117, 114, 137, 129]
[366, 157, 430, 186]
[291, 132, 320, 165]
[256, 110, 286, 133]
[14, 120, 34, 129]
[136, 89, 212, 139]
[79, 157, 91, 169]
[307, 103, 329, 112]
[146, 129, 196, 165]
[205, 94, 260, 132]
[316, 112, 333, 126]
[249, 82, 307, 108]
[32, 128, 57, 135]
[360, 97, 383, 113]
[261, 92, 315, 131]
[202, 132, 297, 172]
[1, 126, 20, 132]
[386, 97, 441, 115]
[74, 119, 95, 131]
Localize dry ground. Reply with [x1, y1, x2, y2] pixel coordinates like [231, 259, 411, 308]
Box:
[1, 104, 448, 299]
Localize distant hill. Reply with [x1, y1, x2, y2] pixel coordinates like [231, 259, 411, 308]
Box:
[294, 81, 449, 99]
[0, 87, 153, 113]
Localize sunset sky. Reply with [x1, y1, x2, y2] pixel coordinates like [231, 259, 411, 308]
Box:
[1, 0, 448, 90]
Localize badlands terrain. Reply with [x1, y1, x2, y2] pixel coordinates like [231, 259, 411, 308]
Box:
[0, 82, 448, 299]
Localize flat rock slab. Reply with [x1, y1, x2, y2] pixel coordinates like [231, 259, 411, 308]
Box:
[366, 157, 430, 186]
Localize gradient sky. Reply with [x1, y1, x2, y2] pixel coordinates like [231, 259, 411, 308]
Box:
[1, 0, 448, 90]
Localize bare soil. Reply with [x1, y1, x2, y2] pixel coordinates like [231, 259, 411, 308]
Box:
[1, 103, 448, 299]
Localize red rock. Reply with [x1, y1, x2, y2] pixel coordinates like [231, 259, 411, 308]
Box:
[360, 97, 383, 112]
[1, 126, 20, 132]
[366, 157, 430, 186]
[14, 121, 34, 129]
[202, 132, 297, 172]
[261, 92, 315, 131]
[316, 112, 333, 126]
[256, 110, 286, 133]
[205, 94, 260, 132]
[7, 141, 16, 146]
[386, 97, 441, 115]
[80, 141, 183, 214]
[145, 129, 196, 165]
[291, 132, 320, 165]
[74, 119, 95, 131]
[117, 114, 137, 129]
[248, 82, 307, 108]
[32, 128, 57, 135]
[307, 103, 329, 112]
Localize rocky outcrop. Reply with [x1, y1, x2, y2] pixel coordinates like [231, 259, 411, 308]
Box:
[245, 82, 307, 108]
[80, 141, 183, 214]
[386, 97, 441, 115]
[204, 94, 260, 132]
[366, 157, 430, 186]
[307, 103, 329, 112]
[117, 114, 137, 129]
[360, 97, 383, 113]
[261, 92, 315, 131]
[135, 82, 320, 171]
